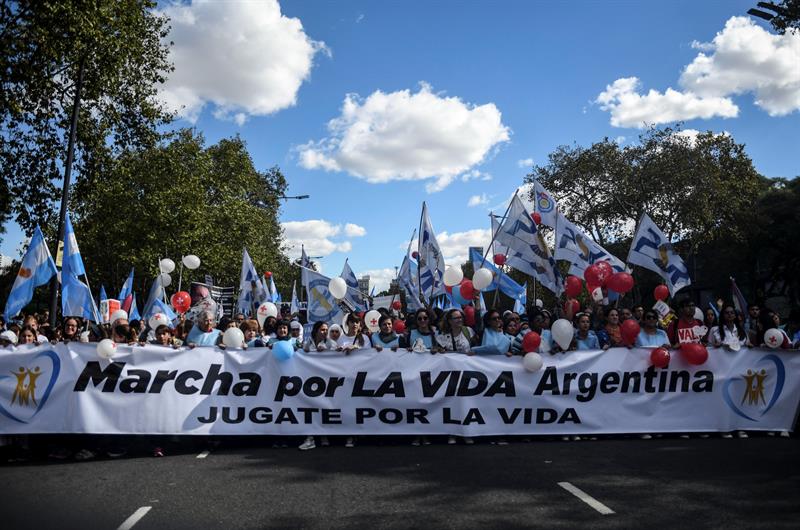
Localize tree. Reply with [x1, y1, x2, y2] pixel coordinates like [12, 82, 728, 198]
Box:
[0, 0, 173, 240]
[71, 129, 293, 296]
[526, 126, 766, 251]
[748, 0, 800, 34]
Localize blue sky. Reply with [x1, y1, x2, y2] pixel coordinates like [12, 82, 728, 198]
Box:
[3, 0, 798, 291]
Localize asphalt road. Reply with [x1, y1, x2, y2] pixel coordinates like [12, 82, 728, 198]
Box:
[2, 435, 798, 529]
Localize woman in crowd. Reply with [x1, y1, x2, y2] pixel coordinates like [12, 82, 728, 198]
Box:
[328, 323, 344, 349]
[435, 308, 476, 354]
[407, 308, 439, 353]
[151, 324, 179, 348]
[340, 313, 369, 352]
[372, 315, 399, 352]
[241, 320, 266, 348]
[480, 309, 512, 354]
[268, 320, 296, 349]
[572, 313, 602, 351]
[635, 310, 671, 348]
[17, 325, 37, 345]
[262, 316, 278, 339]
[61, 317, 82, 342]
[756, 310, 791, 349]
[303, 321, 336, 352]
[710, 304, 749, 350]
[703, 308, 718, 343]
[600, 307, 623, 348]
[186, 310, 223, 347]
[503, 312, 521, 338]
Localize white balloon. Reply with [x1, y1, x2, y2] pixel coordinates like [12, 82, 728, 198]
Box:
[159, 272, 172, 287]
[329, 277, 347, 300]
[535, 299, 543, 308]
[551, 318, 574, 351]
[109, 310, 128, 324]
[764, 328, 783, 349]
[472, 268, 493, 291]
[149, 313, 170, 330]
[97, 339, 116, 359]
[364, 310, 382, 332]
[523, 352, 543, 372]
[694, 307, 704, 322]
[257, 302, 278, 327]
[182, 254, 201, 270]
[160, 258, 176, 274]
[223, 327, 245, 349]
[443, 266, 464, 287]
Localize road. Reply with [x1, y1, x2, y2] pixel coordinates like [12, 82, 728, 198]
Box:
[2, 435, 798, 529]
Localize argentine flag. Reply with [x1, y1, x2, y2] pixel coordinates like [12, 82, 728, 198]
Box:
[3, 226, 57, 320]
[61, 214, 99, 321]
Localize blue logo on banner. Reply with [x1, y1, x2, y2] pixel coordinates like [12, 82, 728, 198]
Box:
[0, 350, 61, 423]
[722, 354, 785, 422]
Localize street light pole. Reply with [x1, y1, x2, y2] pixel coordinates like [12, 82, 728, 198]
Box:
[49, 57, 86, 329]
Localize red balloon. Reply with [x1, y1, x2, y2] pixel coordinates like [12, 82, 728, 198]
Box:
[681, 343, 708, 365]
[608, 271, 634, 293]
[392, 320, 406, 334]
[459, 279, 475, 300]
[650, 347, 671, 368]
[493, 253, 506, 266]
[620, 319, 641, 345]
[522, 331, 541, 353]
[170, 291, 191, 313]
[565, 275, 583, 298]
[594, 261, 613, 286]
[654, 285, 670, 301]
[564, 298, 580, 316]
[584, 264, 601, 286]
[531, 212, 542, 225]
[411, 251, 419, 260]
[264, 271, 272, 278]
[392, 300, 402, 310]
[463, 305, 476, 327]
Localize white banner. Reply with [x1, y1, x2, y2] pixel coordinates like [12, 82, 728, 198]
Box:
[1, 344, 798, 436]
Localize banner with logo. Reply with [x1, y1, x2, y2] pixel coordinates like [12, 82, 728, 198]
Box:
[1, 344, 798, 435]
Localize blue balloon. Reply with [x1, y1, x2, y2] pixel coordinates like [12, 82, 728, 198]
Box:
[272, 340, 295, 361]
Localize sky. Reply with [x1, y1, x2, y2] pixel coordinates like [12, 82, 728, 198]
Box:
[2, 0, 798, 292]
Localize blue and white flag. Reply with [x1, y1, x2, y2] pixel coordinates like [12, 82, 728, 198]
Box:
[532, 181, 559, 228]
[99, 284, 108, 304]
[141, 276, 163, 320]
[418, 202, 446, 302]
[555, 213, 625, 276]
[237, 248, 267, 315]
[129, 293, 141, 322]
[61, 214, 98, 321]
[269, 274, 281, 303]
[494, 195, 563, 295]
[290, 280, 299, 315]
[300, 245, 310, 268]
[469, 248, 526, 301]
[340, 259, 365, 311]
[118, 268, 134, 302]
[513, 282, 527, 314]
[627, 213, 691, 296]
[491, 214, 509, 257]
[302, 267, 344, 324]
[144, 297, 177, 325]
[3, 226, 58, 320]
[398, 255, 424, 311]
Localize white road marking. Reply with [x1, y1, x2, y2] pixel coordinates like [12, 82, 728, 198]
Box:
[117, 506, 152, 530]
[558, 482, 615, 515]
[196, 450, 211, 459]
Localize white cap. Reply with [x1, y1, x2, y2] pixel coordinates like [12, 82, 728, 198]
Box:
[289, 321, 302, 330]
[110, 310, 128, 325]
[0, 330, 17, 344]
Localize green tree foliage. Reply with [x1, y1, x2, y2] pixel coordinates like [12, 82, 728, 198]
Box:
[0, 0, 172, 239]
[526, 126, 766, 250]
[71, 129, 294, 296]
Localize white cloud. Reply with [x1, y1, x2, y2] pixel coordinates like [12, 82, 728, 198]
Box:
[670, 128, 730, 147]
[298, 83, 510, 192]
[517, 158, 534, 168]
[680, 17, 800, 117]
[159, 0, 328, 124]
[355, 268, 396, 293]
[461, 169, 493, 182]
[344, 223, 367, 237]
[467, 194, 489, 207]
[281, 220, 355, 259]
[596, 17, 800, 127]
[614, 136, 626, 145]
[596, 77, 738, 128]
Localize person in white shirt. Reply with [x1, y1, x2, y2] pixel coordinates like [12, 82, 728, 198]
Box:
[710, 304, 750, 350]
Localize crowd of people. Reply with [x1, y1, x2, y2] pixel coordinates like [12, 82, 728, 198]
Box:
[1, 292, 797, 460]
